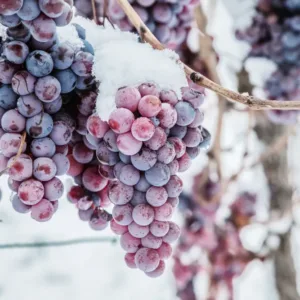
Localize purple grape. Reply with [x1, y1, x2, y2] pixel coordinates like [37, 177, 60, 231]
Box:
[43, 96, 62, 114]
[53, 69, 77, 93]
[51, 42, 75, 70]
[17, 94, 43, 117]
[3, 41, 29, 64]
[17, 0, 41, 21]
[33, 157, 57, 181]
[34, 75, 61, 102]
[0, 60, 19, 84]
[11, 70, 36, 95]
[50, 121, 72, 145]
[175, 101, 196, 126]
[145, 162, 171, 187]
[30, 137, 56, 157]
[26, 112, 54, 138]
[0, 84, 18, 109]
[119, 164, 140, 186]
[131, 147, 157, 171]
[1, 109, 26, 133]
[71, 51, 93, 77]
[0, 14, 20, 27]
[26, 50, 54, 77]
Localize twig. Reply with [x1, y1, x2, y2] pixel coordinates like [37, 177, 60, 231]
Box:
[116, 0, 300, 111]
[91, 0, 100, 25]
[0, 237, 117, 249]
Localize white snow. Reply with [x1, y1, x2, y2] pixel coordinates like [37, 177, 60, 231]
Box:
[239, 223, 268, 253]
[73, 17, 188, 120]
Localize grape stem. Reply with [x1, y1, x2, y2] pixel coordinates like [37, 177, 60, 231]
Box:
[0, 237, 117, 249]
[116, 0, 300, 111]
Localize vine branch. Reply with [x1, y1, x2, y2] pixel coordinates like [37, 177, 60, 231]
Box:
[116, 0, 300, 111]
[0, 237, 117, 249]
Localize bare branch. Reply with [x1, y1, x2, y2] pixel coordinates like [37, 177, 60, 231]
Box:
[116, 0, 300, 111]
[0, 237, 117, 249]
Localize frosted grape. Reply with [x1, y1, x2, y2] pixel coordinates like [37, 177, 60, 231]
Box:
[125, 253, 137, 269]
[18, 179, 44, 205]
[157, 242, 172, 260]
[0, 84, 18, 109]
[17, 0, 40, 21]
[120, 232, 141, 253]
[131, 117, 155, 141]
[157, 103, 177, 128]
[138, 95, 162, 117]
[86, 113, 109, 138]
[144, 127, 167, 151]
[145, 162, 170, 187]
[31, 199, 54, 222]
[132, 203, 155, 226]
[67, 154, 84, 176]
[117, 132, 143, 156]
[119, 164, 140, 186]
[71, 51, 93, 77]
[135, 174, 151, 192]
[0, 133, 26, 157]
[43, 96, 62, 114]
[154, 203, 173, 221]
[108, 181, 134, 205]
[53, 69, 77, 93]
[163, 221, 180, 243]
[146, 186, 168, 207]
[128, 222, 149, 238]
[115, 86, 141, 112]
[82, 166, 108, 192]
[26, 113, 53, 138]
[183, 127, 203, 147]
[72, 143, 94, 164]
[157, 142, 176, 164]
[43, 176, 64, 201]
[175, 101, 196, 126]
[12, 194, 31, 214]
[34, 76, 61, 102]
[30, 137, 56, 157]
[150, 221, 169, 238]
[26, 50, 54, 77]
[50, 121, 72, 145]
[112, 203, 133, 226]
[3, 41, 29, 64]
[1, 109, 26, 133]
[138, 83, 160, 97]
[134, 248, 160, 272]
[168, 137, 186, 158]
[130, 190, 147, 206]
[110, 219, 128, 235]
[39, 0, 65, 19]
[141, 233, 162, 249]
[165, 175, 183, 197]
[17, 94, 43, 117]
[12, 71, 36, 95]
[145, 260, 165, 278]
[96, 141, 119, 166]
[109, 108, 135, 134]
[7, 154, 33, 181]
[33, 157, 57, 181]
[131, 148, 157, 171]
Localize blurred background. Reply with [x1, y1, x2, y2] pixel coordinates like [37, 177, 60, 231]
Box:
[1, 0, 300, 299]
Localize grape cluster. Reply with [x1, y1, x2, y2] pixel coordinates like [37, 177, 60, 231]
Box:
[174, 174, 259, 299]
[0, 0, 108, 223]
[78, 82, 209, 276]
[236, 0, 300, 123]
[74, 0, 197, 50]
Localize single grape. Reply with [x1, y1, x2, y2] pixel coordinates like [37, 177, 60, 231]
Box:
[115, 86, 141, 112]
[112, 203, 133, 226]
[157, 103, 177, 128]
[67, 154, 84, 176]
[12, 194, 31, 214]
[124, 253, 137, 269]
[103, 129, 118, 152]
[153, 3, 173, 23]
[8, 177, 21, 192]
[168, 137, 186, 158]
[189, 109, 204, 128]
[31, 198, 54, 222]
[17, 94, 42, 117]
[146, 186, 168, 207]
[144, 127, 167, 151]
[150, 220, 169, 237]
[72, 143, 94, 164]
[131, 147, 157, 171]
[117, 132, 143, 156]
[110, 219, 128, 235]
[157, 141, 176, 164]
[7, 154, 32, 181]
[128, 222, 149, 238]
[18, 178, 44, 205]
[33, 157, 57, 181]
[26, 50, 54, 77]
[0, 133, 27, 157]
[0, 0, 23, 16]
[154, 202, 173, 221]
[12, 70, 36, 95]
[43, 176, 64, 201]
[34, 75, 61, 102]
[134, 248, 160, 272]
[3, 41, 29, 65]
[50, 121, 72, 145]
[96, 141, 119, 166]
[67, 185, 84, 203]
[39, 0, 65, 18]
[53, 69, 77, 93]
[160, 89, 178, 106]
[120, 232, 141, 253]
[141, 233, 162, 249]
[17, 0, 41, 21]
[119, 164, 140, 186]
[181, 87, 204, 108]
[131, 117, 155, 141]
[86, 113, 109, 138]
[138, 95, 162, 117]
[0, 60, 19, 84]
[109, 108, 135, 134]
[175, 101, 196, 126]
[6, 23, 31, 43]
[0, 84, 18, 109]
[78, 208, 93, 221]
[54, 2, 73, 27]
[26, 112, 53, 138]
[162, 221, 180, 243]
[77, 90, 96, 116]
[43, 95, 62, 114]
[183, 127, 202, 147]
[145, 162, 170, 187]
[145, 260, 165, 278]
[138, 83, 160, 97]
[30, 137, 55, 157]
[82, 166, 108, 192]
[130, 190, 147, 206]
[1, 109, 26, 133]
[71, 51, 93, 77]
[132, 203, 155, 226]
[177, 152, 192, 172]
[108, 181, 134, 205]
[157, 242, 172, 260]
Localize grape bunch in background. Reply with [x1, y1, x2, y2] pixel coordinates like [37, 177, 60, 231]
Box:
[75, 0, 197, 50]
[236, 0, 300, 123]
[0, 0, 111, 225]
[173, 172, 263, 299]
